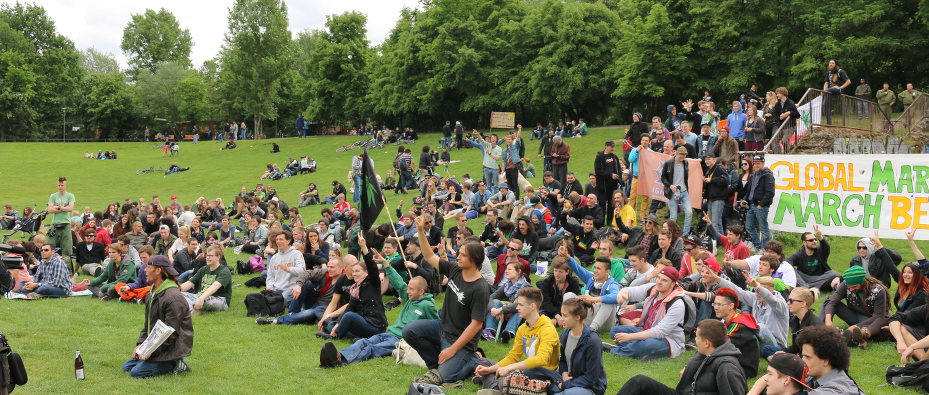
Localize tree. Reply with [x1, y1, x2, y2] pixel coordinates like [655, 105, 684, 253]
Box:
[80, 48, 119, 74]
[133, 61, 189, 122]
[0, 2, 83, 139]
[121, 8, 193, 74]
[79, 72, 135, 140]
[303, 11, 371, 125]
[175, 71, 208, 123]
[219, 0, 292, 139]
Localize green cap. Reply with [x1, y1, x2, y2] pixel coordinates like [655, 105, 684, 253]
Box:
[843, 265, 866, 286]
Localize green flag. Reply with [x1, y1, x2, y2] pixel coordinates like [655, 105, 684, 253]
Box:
[360, 150, 384, 231]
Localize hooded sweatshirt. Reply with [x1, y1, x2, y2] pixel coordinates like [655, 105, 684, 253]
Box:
[676, 340, 747, 395]
[498, 314, 560, 371]
[849, 237, 900, 288]
[726, 102, 748, 140]
[384, 265, 439, 338]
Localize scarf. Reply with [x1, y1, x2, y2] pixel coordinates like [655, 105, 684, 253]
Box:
[639, 285, 683, 330]
[503, 276, 530, 302]
[349, 274, 367, 300]
[317, 273, 334, 297]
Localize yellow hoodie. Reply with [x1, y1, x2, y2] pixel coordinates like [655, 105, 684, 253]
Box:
[498, 315, 560, 371]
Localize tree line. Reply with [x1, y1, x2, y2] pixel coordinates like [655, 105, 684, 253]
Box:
[2, 0, 928, 141]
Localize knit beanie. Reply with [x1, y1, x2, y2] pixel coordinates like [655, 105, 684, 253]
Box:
[843, 265, 867, 286]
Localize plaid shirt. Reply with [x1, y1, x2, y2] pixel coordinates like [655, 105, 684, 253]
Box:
[34, 255, 72, 291]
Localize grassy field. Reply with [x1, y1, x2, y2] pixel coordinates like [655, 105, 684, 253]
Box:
[0, 130, 924, 394]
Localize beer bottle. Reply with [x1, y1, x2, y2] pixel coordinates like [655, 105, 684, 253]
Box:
[75, 350, 84, 380]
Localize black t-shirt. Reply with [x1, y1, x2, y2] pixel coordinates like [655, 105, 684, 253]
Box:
[439, 259, 490, 353]
[332, 274, 355, 307]
[825, 69, 849, 91]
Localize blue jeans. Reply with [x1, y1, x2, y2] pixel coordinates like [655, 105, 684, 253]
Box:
[277, 305, 326, 325]
[761, 345, 782, 359]
[335, 311, 385, 339]
[484, 300, 522, 334]
[178, 270, 193, 283]
[340, 332, 400, 364]
[28, 284, 69, 297]
[122, 359, 179, 378]
[555, 388, 595, 395]
[353, 175, 362, 202]
[707, 199, 725, 235]
[695, 301, 715, 324]
[484, 167, 499, 194]
[745, 205, 770, 248]
[402, 319, 478, 383]
[609, 325, 671, 360]
[668, 190, 693, 234]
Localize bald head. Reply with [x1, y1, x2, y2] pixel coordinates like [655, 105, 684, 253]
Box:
[407, 276, 428, 300]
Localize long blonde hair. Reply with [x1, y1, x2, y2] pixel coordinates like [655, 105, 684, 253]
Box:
[765, 91, 777, 109]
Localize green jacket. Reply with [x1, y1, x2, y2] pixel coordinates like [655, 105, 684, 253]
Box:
[854, 84, 871, 98]
[876, 89, 895, 105]
[384, 264, 439, 338]
[898, 89, 922, 106]
[89, 258, 138, 288]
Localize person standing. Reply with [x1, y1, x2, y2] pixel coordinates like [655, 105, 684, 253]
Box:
[470, 131, 503, 194]
[454, 121, 464, 149]
[123, 255, 193, 378]
[897, 83, 922, 109]
[726, 101, 747, 150]
[502, 127, 524, 200]
[822, 59, 850, 125]
[538, 129, 556, 172]
[876, 83, 896, 127]
[550, 136, 571, 186]
[594, 140, 622, 224]
[442, 120, 452, 148]
[628, 135, 652, 219]
[744, 155, 774, 250]
[854, 79, 872, 120]
[661, 147, 693, 235]
[47, 177, 76, 273]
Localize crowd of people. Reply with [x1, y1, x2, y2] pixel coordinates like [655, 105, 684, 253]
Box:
[3, 79, 928, 392]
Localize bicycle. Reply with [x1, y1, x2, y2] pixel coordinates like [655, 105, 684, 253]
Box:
[137, 167, 169, 175]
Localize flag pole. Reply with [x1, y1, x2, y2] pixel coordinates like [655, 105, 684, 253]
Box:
[379, 193, 413, 278]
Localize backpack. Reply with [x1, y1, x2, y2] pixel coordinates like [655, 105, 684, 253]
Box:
[244, 289, 285, 316]
[887, 359, 929, 391]
[0, 332, 27, 394]
[249, 256, 266, 272]
[646, 284, 696, 333]
[406, 383, 445, 395]
[244, 276, 266, 288]
[235, 260, 252, 275]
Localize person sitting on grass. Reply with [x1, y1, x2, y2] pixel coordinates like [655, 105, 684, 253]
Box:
[316, 234, 387, 340]
[617, 319, 746, 395]
[18, 243, 72, 298]
[265, 230, 307, 313]
[481, 260, 531, 343]
[474, 288, 560, 392]
[562, 243, 621, 333]
[493, 239, 531, 288]
[123, 255, 192, 378]
[403, 216, 490, 388]
[596, 239, 626, 284]
[549, 297, 608, 395]
[711, 287, 761, 378]
[319, 251, 437, 367]
[606, 266, 686, 360]
[75, 228, 106, 276]
[178, 245, 232, 313]
[82, 243, 137, 300]
[258, 249, 346, 326]
[747, 352, 811, 395]
[725, 240, 798, 290]
[618, 246, 654, 288]
[787, 225, 837, 291]
[116, 245, 155, 303]
[795, 325, 863, 394]
[823, 265, 890, 349]
[537, 257, 582, 327]
[681, 253, 725, 323]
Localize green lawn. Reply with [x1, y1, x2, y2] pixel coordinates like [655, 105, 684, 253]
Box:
[0, 131, 924, 394]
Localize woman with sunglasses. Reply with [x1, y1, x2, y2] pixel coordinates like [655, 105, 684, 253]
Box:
[614, 213, 660, 259]
[762, 286, 822, 359]
[847, 231, 901, 288]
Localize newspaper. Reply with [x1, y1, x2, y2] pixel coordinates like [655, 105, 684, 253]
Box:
[136, 320, 175, 359]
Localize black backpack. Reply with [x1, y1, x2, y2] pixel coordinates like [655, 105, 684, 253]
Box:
[244, 289, 285, 316]
[235, 260, 252, 275]
[0, 332, 27, 394]
[887, 359, 929, 391]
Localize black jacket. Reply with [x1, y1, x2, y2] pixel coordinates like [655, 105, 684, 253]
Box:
[75, 242, 106, 264]
[774, 98, 801, 125]
[569, 205, 604, 229]
[625, 121, 649, 148]
[537, 274, 582, 319]
[594, 151, 621, 197]
[615, 214, 658, 258]
[850, 247, 902, 288]
[745, 167, 775, 207]
[676, 340, 747, 395]
[345, 253, 388, 329]
[558, 325, 608, 395]
[784, 311, 824, 355]
[661, 158, 690, 199]
[703, 163, 731, 201]
[649, 245, 684, 269]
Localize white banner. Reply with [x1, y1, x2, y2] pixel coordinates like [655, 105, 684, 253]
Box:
[796, 95, 823, 136]
[765, 154, 929, 240]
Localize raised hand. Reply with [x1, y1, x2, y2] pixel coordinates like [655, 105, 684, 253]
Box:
[870, 231, 882, 249]
[813, 224, 823, 240]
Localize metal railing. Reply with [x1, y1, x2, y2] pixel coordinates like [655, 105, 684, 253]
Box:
[895, 93, 929, 137]
[763, 88, 890, 154]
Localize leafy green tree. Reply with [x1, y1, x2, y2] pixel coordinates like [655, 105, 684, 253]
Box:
[133, 61, 189, 122]
[175, 71, 208, 123]
[0, 2, 83, 139]
[219, 0, 292, 138]
[303, 11, 371, 125]
[121, 8, 192, 73]
[80, 48, 119, 74]
[79, 72, 135, 140]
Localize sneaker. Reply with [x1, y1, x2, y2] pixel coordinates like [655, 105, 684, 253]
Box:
[481, 329, 496, 341]
[26, 292, 42, 300]
[601, 341, 616, 352]
[256, 318, 276, 325]
[500, 330, 514, 344]
[233, 245, 243, 255]
[471, 375, 484, 385]
[319, 341, 341, 367]
[174, 359, 190, 374]
[316, 331, 334, 340]
[414, 369, 443, 385]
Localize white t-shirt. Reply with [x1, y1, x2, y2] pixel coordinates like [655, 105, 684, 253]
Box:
[744, 254, 797, 288]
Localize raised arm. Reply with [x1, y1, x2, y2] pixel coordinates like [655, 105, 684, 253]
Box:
[416, 216, 440, 270]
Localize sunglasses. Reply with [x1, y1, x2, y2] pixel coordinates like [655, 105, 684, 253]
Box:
[787, 298, 802, 304]
[741, 163, 749, 167]
[857, 246, 868, 250]
[804, 239, 816, 242]
[41, 249, 52, 252]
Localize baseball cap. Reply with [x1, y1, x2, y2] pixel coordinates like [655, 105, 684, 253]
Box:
[703, 256, 721, 273]
[659, 266, 680, 282]
[752, 155, 764, 162]
[499, 183, 509, 189]
[149, 255, 179, 276]
[768, 353, 807, 384]
[170, 195, 177, 200]
[159, 224, 170, 231]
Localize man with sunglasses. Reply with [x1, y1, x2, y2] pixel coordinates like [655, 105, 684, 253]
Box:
[19, 243, 72, 298]
[787, 225, 836, 291]
[75, 229, 106, 276]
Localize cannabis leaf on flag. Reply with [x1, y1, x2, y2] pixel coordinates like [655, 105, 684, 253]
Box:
[360, 150, 384, 231]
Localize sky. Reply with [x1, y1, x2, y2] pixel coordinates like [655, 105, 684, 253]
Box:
[32, 0, 421, 69]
